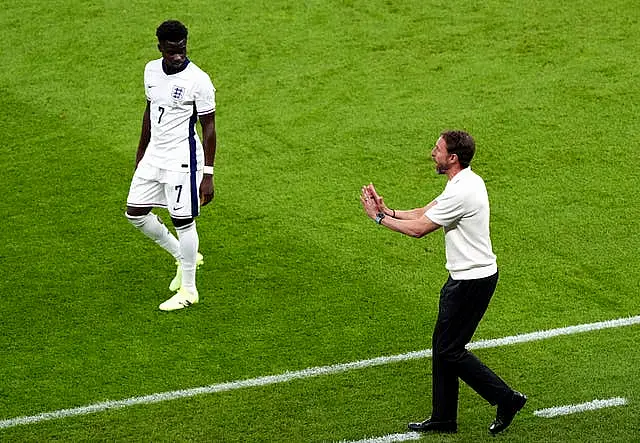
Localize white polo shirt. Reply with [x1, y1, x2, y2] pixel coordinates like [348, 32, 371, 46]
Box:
[425, 167, 497, 280]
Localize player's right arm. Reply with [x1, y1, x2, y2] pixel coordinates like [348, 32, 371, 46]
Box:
[366, 183, 437, 220]
[393, 201, 437, 220]
[361, 186, 442, 238]
[134, 100, 151, 168]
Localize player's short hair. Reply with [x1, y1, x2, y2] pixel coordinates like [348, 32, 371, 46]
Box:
[440, 130, 475, 168]
[156, 20, 188, 42]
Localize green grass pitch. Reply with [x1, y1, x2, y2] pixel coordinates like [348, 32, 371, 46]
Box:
[1, 0, 639, 441]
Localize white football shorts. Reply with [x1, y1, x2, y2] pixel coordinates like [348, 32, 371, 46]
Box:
[127, 162, 203, 220]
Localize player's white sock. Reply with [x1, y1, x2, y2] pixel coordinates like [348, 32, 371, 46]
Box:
[176, 221, 199, 293]
[126, 212, 182, 260]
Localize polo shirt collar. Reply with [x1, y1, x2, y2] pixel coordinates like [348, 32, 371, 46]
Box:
[450, 166, 472, 184]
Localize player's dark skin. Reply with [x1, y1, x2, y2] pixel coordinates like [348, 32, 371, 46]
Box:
[126, 39, 216, 227]
[160, 39, 187, 74]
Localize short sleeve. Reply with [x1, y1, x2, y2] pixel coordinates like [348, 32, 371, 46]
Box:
[425, 186, 465, 228]
[195, 73, 216, 115]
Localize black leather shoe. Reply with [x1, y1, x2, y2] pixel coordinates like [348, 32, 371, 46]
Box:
[408, 418, 457, 433]
[489, 391, 527, 434]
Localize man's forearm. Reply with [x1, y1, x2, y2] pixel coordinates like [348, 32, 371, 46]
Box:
[200, 113, 216, 168]
[135, 104, 151, 167]
[388, 200, 436, 220]
[204, 134, 216, 168]
[378, 215, 441, 238]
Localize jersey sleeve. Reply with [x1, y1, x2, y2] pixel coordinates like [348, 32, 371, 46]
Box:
[195, 73, 216, 116]
[425, 185, 465, 228]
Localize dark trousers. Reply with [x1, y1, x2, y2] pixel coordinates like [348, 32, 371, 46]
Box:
[431, 271, 512, 421]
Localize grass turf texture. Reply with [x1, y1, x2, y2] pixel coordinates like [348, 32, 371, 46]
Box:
[1, 0, 639, 441]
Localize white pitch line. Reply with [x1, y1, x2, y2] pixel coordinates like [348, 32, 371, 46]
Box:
[338, 431, 421, 443]
[534, 397, 628, 418]
[1, 314, 639, 430]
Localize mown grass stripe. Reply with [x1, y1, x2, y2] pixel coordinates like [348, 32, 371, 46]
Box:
[1, 315, 638, 430]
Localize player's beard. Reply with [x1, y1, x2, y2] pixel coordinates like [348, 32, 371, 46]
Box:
[435, 163, 448, 175]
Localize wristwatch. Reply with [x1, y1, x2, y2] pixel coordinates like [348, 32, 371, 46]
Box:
[375, 212, 386, 224]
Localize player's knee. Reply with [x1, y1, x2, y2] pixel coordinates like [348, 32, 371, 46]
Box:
[126, 212, 148, 228]
[126, 206, 152, 217]
[172, 217, 194, 229]
[126, 210, 159, 227]
[125, 207, 152, 225]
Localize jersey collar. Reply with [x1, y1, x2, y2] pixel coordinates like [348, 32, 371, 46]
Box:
[162, 58, 191, 75]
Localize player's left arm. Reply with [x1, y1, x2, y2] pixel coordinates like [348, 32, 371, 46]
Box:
[199, 111, 216, 206]
[361, 186, 442, 238]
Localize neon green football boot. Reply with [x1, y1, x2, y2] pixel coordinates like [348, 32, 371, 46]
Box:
[159, 287, 199, 311]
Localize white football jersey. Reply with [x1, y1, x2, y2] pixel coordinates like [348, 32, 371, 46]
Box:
[142, 58, 216, 172]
